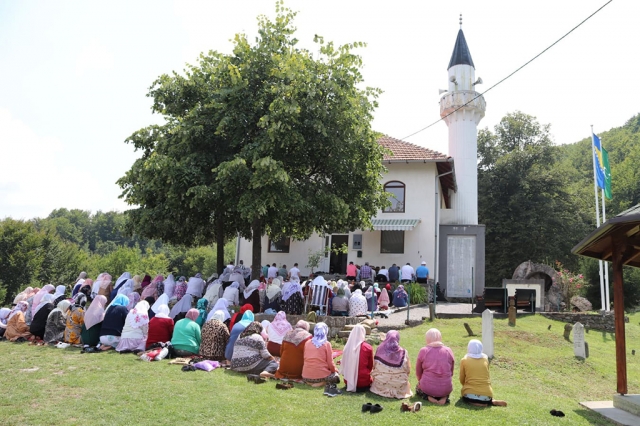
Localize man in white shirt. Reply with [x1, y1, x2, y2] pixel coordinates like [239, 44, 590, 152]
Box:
[400, 262, 415, 283]
[378, 266, 389, 280]
[267, 263, 278, 279]
[289, 263, 301, 280]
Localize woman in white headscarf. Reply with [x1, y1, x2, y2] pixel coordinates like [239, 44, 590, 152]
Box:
[242, 280, 261, 313]
[117, 279, 135, 296]
[348, 289, 368, 317]
[199, 310, 230, 361]
[110, 272, 131, 300]
[81, 295, 108, 346]
[207, 298, 231, 323]
[116, 300, 150, 353]
[204, 279, 223, 308]
[281, 280, 304, 315]
[459, 339, 507, 407]
[186, 273, 205, 298]
[302, 322, 339, 387]
[160, 274, 176, 299]
[169, 291, 193, 320]
[52, 285, 67, 305]
[222, 281, 240, 306]
[146, 304, 174, 349]
[150, 294, 169, 317]
[263, 278, 282, 312]
[44, 300, 71, 344]
[340, 324, 373, 392]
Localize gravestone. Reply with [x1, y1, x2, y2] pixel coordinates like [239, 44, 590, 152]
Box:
[563, 323, 572, 340]
[508, 298, 516, 326]
[464, 323, 476, 336]
[482, 309, 494, 359]
[573, 322, 586, 359]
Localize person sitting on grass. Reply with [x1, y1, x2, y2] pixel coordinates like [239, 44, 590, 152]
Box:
[225, 310, 254, 361]
[171, 309, 202, 357]
[29, 294, 56, 340]
[5, 301, 32, 341]
[0, 307, 10, 338]
[146, 304, 174, 349]
[301, 322, 339, 387]
[230, 321, 278, 377]
[81, 295, 107, 347]
[44, 300, 71, 344]
[99, 294, 130, 350]
[266, 311, 292, 356]
[116, 300, 150, 353]
[392, 285, 408, 308]
[370, 330, 413, 399]
[243, 280, 261, 314]
[331, 287, 349, 316]
[64, 297, 86, 345]
[340, 324, 373, 393]
[416, 328, 454, 405]
[199, 310, 230, 362]
[348, 289, 368, 317]
[460, 339, 507, 407]
[275, 320, 312, 380]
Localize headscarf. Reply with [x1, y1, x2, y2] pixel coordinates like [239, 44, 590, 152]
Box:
[340, 324, 367, 392]
[282, 281, 303, 302]
[129, 301, 150, 328]
[239, 321, 262, 338]
[426, 328, 444, 347]
[155, 304, 171, 319]
[207, 298, 230, 322]
[396, 285, 407, 296]
[114, 272, 131, 289]
[378, 288, 390, 307]
[0, 307, 11, 325]
[117, 279, 134, 296]
[229, 304, 253, 331]
[32, 284, 55, 311]
[48, 299, 71, 319]
[466, 339, 486, 359]
[229, 281, 240, 289]
[186, 275, 205, 298]
[295, 320, 310, 331]
[266, 280, 281, 300]
[106, 294, 130, 314]
[8, 301, 28, 321]
[97, 273, 113, 290]
[364, 285, 374, 299]
[13, 286, 33, 304]
[211, 310, 227, 322]
[132, 275, 142, 291]
[127, 292, 140, 311]
[141, 274, 163, 300]
[204, 279, 222, 304]
[260, 320, 271, 340]
[53, 285, 66, 300]
[33, 293, 55, 316]
[237, 310, 255, 328]
[169, 294, 193, 319]
[162, 274, 176, 298]
[151, 294, 169, 314]
[337, 287, 345, 297]
[196, 298, 208, 326]
[140, 275, 152, 288]
[84, 295, 107, 330]
[375, 330, 406, 368]
[269, 311, 292, 338]
[243, 280, 260, 299]
[185, 308, 199, 322]
[72, 272, 87, 296]
[311, 322, 328, 348]
[385, 283, 392, 292]
[174, 277, 187, 300]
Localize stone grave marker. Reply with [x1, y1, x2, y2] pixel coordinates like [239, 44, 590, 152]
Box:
[573, 322, 586, 359]
[482, 309, 494, 359]
[508, 298, 516, 326]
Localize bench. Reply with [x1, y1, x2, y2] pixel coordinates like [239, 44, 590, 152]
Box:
[473, 288, 508, 313]
[515, 289, 536, 313]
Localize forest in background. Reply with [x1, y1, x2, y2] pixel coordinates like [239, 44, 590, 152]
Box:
[2, 111, 640, 309]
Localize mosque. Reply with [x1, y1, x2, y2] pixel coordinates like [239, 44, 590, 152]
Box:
[237, 26, 486, 298]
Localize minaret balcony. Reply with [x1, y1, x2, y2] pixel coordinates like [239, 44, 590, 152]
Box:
[439, 90, 486, 118]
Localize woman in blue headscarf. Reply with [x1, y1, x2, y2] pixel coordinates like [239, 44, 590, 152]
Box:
[98, 294, 129, 350]
[224, 310, 254, 361]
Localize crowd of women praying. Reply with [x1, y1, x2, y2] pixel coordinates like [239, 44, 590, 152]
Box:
[0, 268, 506, 408]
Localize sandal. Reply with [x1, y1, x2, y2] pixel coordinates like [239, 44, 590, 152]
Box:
[412, 402, 422, 413]
[276, 382, 294, 390]
[400, 403, 411, 412]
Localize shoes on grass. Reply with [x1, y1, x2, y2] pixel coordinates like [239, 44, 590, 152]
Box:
[362, 403, 373, 412]
[247, 374, 266, 384]
[550, 409, 565, 417]
[276, 382, 294, 390]
[369, 403, 383, 414]
[412, 402, 422, 412]
[324, 384, 342, 397]
[400, 402, 411, 412]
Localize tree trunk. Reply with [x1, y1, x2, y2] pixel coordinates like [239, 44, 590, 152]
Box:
[216, 214, 225, 275]
[251, 218, 262, 280]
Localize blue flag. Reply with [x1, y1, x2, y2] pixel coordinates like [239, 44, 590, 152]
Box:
[593, 133, 605, 190]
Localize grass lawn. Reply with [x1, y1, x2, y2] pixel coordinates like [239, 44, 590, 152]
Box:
[2, 313, 639, 425]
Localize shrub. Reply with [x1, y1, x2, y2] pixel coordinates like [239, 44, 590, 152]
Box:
[406, 282, 428, 304]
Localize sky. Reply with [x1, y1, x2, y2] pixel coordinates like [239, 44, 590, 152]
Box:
[0, 0, 636, 220]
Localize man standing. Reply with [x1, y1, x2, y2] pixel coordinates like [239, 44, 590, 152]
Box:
[400, 262, 415, 283]
[289, 263, 301, 281]
[278, 264, 288, 279]
[388, 263, 399, 283]
[268, 263, 278, 279]
[346, 261, 357, 281]
[360, 262, 373, 281]
[416, 261, 429, 284]
[239, 260, 251, 285]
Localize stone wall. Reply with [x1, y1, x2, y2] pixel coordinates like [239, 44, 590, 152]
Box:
[254, 313, 360, 338]
[541, 312, 627, 332]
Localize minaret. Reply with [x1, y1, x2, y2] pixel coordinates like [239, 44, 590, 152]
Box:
[439, 16, 486, 225]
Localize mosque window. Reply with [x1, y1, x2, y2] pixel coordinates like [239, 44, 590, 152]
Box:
[268, 237, 290, 253]
[383, 181, 405, 213]
[380, 231, 404, 254]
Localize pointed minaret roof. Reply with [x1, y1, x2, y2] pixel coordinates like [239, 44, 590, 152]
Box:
[447, 29, 475, 70]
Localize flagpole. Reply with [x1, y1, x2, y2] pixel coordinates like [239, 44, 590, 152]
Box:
[591, 126, 606, 311]
[602, 187, 610, 311]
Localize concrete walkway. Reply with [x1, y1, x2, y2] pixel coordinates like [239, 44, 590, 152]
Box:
[375, 302, 474, 328]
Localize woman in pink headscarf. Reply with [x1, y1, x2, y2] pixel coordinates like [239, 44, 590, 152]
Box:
[28, 284, 55, 325]
[141, 274, 163, 301]
[415, 328, 455, 405]
[370, 330, 413, 399]
[265, 311, 292, 356]
[81, 295, 107, 346]
[170, 309, 202, 356]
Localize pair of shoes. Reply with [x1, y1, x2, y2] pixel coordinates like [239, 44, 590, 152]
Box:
[247, 374, 266, 384]
[81, 347, 97, 354]
[276, 382, 294, 390]
[365, 403, 382, 414]
[550, 409, 565, 417]
[400, 403, 411, 412]
[324, 384, 342, 397]
[181, 365, 196, 372]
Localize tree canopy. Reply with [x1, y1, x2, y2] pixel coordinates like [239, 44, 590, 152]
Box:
[118, 3, 388, 278]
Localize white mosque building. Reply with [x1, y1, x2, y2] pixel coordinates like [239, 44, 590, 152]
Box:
[236, 26, 486, 298]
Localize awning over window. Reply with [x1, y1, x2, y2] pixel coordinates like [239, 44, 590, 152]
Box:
[371, 218, 421, 231]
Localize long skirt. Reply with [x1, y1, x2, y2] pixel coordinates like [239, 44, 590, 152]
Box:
[100, 335, 121, 347]
[116, 337, 146, 352]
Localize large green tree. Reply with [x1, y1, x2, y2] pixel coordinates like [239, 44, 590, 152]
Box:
[118, 3, 388, 278]
[478, 111, 590, 285]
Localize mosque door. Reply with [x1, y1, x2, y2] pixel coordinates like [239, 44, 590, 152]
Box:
[329, 235, 349, 274]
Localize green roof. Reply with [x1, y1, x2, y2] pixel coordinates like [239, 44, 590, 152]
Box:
[371, 218, 421, 231]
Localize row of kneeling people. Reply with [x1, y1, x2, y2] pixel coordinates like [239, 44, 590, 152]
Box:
[1, 295, 505, 406]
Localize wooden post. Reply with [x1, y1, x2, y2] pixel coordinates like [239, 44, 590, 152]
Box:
[612, 239, 627, 395]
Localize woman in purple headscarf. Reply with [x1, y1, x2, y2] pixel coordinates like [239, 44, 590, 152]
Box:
[370, 330, 413, 399]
